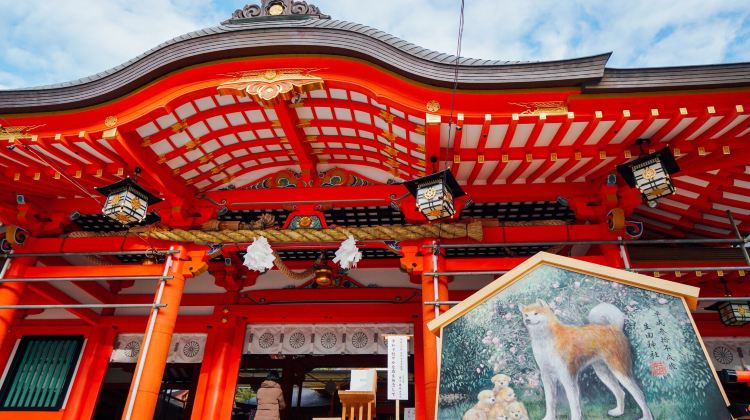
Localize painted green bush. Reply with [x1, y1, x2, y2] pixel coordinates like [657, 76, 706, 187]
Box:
[438, 264, 729, 420]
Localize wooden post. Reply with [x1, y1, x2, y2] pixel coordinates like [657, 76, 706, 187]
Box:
[196, 319, 235, 419]
[0, 257, 34, 371]
[122, 247, 187, 420]
[421, 242, 448, 420]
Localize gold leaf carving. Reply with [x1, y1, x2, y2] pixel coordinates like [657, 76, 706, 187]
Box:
[217, 68, 324, 106]
[509, 101, 568, 116]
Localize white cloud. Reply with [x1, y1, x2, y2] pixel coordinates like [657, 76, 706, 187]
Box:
[0, 0, 748, 89]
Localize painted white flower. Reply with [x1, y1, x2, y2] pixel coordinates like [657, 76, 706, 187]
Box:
[332, 235, 362, 270]
[476, 368, 481, 373]
[509, 346, 517, 354]
[629, 300, 638, 306]
[503, 313, 513, 320]
[658, 298, 668, 305]
[554, 296, 563, 303]
[243, 237, 276, 272]
[552, 282, 560, 288]
[573, 281, 581, 288]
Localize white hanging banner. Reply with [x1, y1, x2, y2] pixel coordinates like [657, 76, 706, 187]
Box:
[169, 334, 207, 363]
[702, 337, 750, 371]
[281, 324, 314, 354]
[387, 335, 409, 400]
[111, 334, 143, 363]
[110, 333, 207, 363]
[345, 324, 378, 354]
[247, 325, 284, 354]
[245, 323, 413, 355]
[313, 325, 345, 355]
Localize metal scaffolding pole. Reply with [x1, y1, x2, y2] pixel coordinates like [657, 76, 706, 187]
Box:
[727, 210, 750, 268]
[125, 247, 175, 420]
[0, 249, 179, 258]
[426, 266, 750, 276]
[426, 237, 746, 249]
[0, 276, 173, 283]
[0, 304, 167, 309]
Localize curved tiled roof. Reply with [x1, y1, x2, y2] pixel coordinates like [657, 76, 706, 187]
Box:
[1, 16, 749, 113]
[0, 17, 610, 113]
[585, 62, 750, 92]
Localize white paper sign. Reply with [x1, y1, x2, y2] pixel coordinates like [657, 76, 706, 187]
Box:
[387, 335, 409, 400]
[349, 369, 376, 392]
[403, 407, 415, 420]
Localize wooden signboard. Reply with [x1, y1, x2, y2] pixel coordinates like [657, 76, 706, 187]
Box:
[428, 252, 730, 420]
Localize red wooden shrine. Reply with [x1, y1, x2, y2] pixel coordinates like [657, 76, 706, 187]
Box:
[0, 2, 748, 419]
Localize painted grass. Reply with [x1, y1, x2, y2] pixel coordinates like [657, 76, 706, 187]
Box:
[440, 397, 689, 420]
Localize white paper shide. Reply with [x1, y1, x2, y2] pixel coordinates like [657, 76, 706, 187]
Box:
[243, 236, 276, 272]
[333, 235, 362, 270]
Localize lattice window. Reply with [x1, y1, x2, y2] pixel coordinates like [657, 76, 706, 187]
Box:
[0, 336, 84, 410]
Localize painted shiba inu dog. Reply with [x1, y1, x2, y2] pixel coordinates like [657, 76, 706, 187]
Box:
[518, 300, 652, 420]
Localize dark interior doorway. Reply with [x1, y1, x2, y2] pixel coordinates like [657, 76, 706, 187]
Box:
[233, 354, 414, 420]
[92, 363, 201, 420]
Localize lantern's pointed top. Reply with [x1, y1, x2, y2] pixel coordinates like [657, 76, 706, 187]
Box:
[402, 169, 466, 199]
[228, 1, 330, 22]
[95, 178, 163, 206]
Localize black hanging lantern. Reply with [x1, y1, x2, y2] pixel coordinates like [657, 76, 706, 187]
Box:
[95, 168, 162, 225]
[617, 145, 680, 204]
[403, 169, 466, 221]
[706, 301, 750, 326]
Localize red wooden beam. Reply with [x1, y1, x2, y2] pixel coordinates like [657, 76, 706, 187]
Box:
[548, 112, 575, 149]
[22, 265, 167, 279]
[450, 113, 465, 171]
[26, 283, 99, 325]
[466, 114, 493, 185]
[111, 130, 194, 200]
[486, 114, 519, 184]
[273, 102, 317, 183]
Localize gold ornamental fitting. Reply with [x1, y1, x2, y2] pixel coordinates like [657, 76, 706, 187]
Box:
[104, 116, 118, 127]
[426, 100, 441, 113]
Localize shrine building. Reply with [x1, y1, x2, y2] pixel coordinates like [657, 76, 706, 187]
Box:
[0, 1, 748, 419]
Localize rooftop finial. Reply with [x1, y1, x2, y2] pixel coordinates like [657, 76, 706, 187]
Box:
[229, 0, 329, 21]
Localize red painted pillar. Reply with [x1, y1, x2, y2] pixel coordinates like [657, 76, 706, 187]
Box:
[63, 325, 117, 420]
[122, 247, 187, 420]
[412, 318, 425, 420]
[601, 244, 626, 269]
[197, 314, 239, 420]
[421, 241, 449, 420]
[0, 257, 34, 371]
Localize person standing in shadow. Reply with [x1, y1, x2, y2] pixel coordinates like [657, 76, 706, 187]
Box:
[255, 372, 286, 420]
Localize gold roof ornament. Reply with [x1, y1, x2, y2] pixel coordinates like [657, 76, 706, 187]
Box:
[217, 68, 324, 106]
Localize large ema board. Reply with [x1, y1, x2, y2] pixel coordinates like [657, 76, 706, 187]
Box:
[428, 253, 730, 420]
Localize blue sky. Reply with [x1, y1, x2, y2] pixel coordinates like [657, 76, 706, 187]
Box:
[0, 0, 749, 89]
